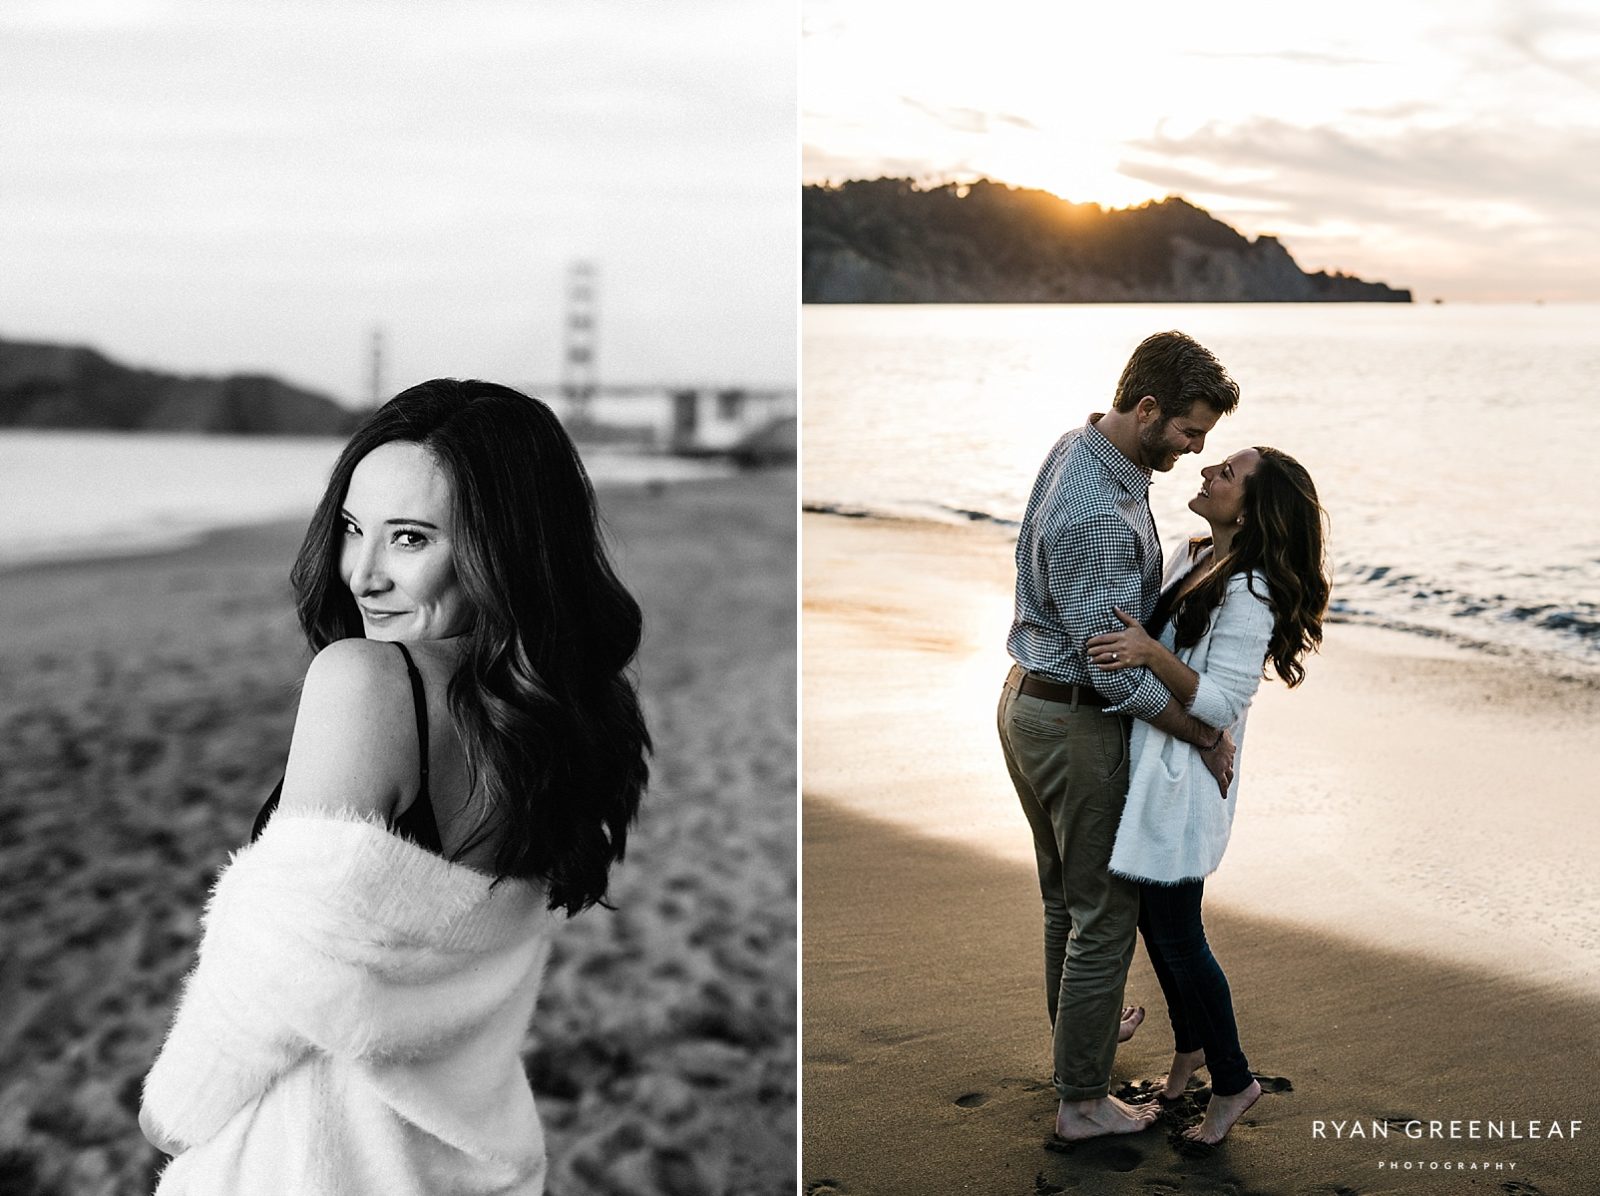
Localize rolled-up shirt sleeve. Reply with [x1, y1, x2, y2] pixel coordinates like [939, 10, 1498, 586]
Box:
[1044, 514, 1173, 721]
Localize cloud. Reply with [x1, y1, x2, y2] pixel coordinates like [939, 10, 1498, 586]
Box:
[898, 97, 1037, 135]
[1185, 49, 1379, 66]
[1124, 117, 1600, 219]
[1346, 101, 1438, 121]
[1117, 115, 1600, 297]
[802, 13, 847, 39]
[1493, 0, 1600, 94]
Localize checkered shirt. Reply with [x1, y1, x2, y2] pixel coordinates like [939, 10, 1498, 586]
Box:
[1006, 416, 1173, 720]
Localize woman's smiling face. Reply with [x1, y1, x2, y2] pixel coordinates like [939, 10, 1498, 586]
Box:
[1188, 447, 1262, 527]
[339, 441, 472, 641]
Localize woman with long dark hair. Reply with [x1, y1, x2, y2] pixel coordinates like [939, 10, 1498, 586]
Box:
[140, 379, 650, 1193]
[1085, 446, 1329, 1145]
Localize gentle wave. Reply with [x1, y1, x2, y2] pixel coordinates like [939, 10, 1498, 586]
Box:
[803, 303, 1600, 680]
[802, 499, 1019, 530]
[805, 499, 1600, 676]
[1334, 561, 1600, 658]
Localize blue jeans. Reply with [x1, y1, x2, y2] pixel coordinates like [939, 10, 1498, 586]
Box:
[1137, 880, 1253, 1097]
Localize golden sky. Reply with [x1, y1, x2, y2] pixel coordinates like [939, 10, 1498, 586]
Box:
[803, 0, 1600, 301]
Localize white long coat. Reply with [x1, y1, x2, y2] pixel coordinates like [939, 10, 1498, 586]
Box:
[1109, 554, 1275, 885]
[142, 808, 555, 1196]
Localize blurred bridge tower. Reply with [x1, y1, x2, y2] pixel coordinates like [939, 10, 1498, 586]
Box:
[560, 260, 598, 428]
[368, 325, 386, 409]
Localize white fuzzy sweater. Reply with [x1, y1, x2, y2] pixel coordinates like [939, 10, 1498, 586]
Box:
[141, 808, 555, 1196]
[1109, 563, 1275, 886]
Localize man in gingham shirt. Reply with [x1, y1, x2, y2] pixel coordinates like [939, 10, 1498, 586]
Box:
[998, 331, 1241, 1141]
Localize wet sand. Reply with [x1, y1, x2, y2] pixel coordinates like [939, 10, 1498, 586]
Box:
[0, 472, 796, 1196]
[802, 510, 1600, 1196]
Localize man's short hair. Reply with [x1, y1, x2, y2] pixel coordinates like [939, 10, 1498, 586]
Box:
[1111, 331, 1240, 419]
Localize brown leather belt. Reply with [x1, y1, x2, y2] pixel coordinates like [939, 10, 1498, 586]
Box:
[1005, 664, 1111, 708]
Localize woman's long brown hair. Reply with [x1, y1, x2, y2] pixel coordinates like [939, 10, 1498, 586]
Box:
[291, 380, 649, 915]
[1171, 446, 1330, 687]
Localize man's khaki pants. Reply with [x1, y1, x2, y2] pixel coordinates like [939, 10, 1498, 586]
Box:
[997, 668, 1139, 1101]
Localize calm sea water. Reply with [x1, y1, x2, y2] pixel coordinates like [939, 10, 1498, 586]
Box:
[803, 303, 1600, 676]
[0, 431, 732, 569]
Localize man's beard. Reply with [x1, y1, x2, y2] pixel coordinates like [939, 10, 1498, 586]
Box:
[1137, 418, 1178, 471]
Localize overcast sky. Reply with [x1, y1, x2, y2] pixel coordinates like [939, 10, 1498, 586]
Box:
[803, 0, 1600, 302]
[2, 0, 795, 402]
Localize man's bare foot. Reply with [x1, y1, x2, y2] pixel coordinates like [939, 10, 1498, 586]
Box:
[1117, 1005, 1145, 1043]
[1183, 1078, 1261, 1144]
[1160, 1049, 1206, 1099]
[1054, 1095, 1158, 1140]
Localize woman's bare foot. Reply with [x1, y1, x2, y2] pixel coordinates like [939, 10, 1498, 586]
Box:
[1117, 1005, 1145, 1043]
[1183, 1078, 1261, 1144]
[1157, 1048, 1206, 1100]
[1054, 1095, 1159, 1140]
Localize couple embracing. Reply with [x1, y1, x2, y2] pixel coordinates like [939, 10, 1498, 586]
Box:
[998, 331, 1330, 1145]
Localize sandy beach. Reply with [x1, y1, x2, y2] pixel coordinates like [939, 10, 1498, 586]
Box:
[802, 510, 1600, 1196]
[0, 471, 796, 1196]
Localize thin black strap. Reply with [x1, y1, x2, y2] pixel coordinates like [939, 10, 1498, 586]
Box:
[250, 777, 282, 843]
[393, 642, 430, 800]
[253, 644, 441, 852]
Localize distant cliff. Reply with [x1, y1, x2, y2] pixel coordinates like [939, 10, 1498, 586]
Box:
[0, 337, 360, 434]
[803, 179, 1411, 304]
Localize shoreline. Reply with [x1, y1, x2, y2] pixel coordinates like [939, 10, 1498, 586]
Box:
[802, 509, 1600, 995]
[0, 470, 780, 581]
[0, 517, 310, 580]
[800, 502, 1600, 690]
[802, 507, 1600, 1192]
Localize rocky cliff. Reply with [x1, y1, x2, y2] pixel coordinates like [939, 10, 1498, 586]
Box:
[0, 338, 359, 434]
[803, 179, 1410, 303]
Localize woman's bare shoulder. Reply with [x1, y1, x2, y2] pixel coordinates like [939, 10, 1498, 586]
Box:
[298, 638, 404, 689]
[279, 639, 416, 819]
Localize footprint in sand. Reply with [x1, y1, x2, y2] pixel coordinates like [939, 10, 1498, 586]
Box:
[999, 1075, 1054, 1095]
[1167, 1126, 1216, 1159]
[1095, 1143, 1143, 1172]
[1251, 1072, 1293, 1094]
[1500, 1183, 1544, 1195]
[1046, 1139, 1144, 1170]
[954, 1092, 989, 1108]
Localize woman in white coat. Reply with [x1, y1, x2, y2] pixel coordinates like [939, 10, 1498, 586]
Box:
[1086, 446, 1329, 1145]
[139, 380, 651, 1194]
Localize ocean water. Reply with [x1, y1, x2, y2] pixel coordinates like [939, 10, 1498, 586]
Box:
[803, 303, 1600, 677]
[0, 431, 733, 569]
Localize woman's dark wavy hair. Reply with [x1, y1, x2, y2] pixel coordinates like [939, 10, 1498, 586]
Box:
[291, 379, 650, 915]
[1172, 446, 1330, 688]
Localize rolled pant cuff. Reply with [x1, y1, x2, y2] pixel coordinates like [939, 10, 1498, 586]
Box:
[1053, 1080, 1110, 1102]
